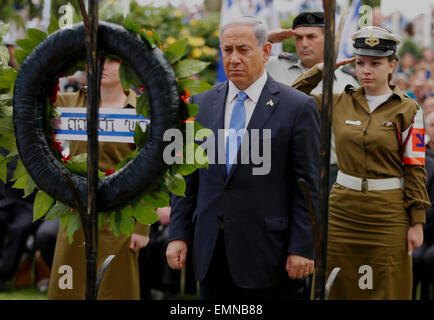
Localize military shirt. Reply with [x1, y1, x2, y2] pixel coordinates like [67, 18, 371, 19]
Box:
[54, 88, 148, 236]
[292, 65, 430, 226]
[48, 88, 148, 300]
[266, 54, 359, 165]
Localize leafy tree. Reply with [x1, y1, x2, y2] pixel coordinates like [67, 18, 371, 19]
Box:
[399, 38, 423, 59]
[362, 0, 381, 8]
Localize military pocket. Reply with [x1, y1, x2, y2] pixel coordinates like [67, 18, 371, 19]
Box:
[379, 126, 395, 131]
[264, 216, 289, 231]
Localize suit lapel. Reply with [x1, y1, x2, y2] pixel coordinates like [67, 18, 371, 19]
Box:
[207, 82, 227, 139]
[225, 76, 280, 185]
[206, 82, 228, 181]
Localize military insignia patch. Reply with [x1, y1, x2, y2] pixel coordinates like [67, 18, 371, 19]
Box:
[365, 34, 380, 47]
[412, 128, 426, 153]
[402, 109, 425, 165]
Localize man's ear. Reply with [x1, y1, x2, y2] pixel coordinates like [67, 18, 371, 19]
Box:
[263, 42, 272, 62]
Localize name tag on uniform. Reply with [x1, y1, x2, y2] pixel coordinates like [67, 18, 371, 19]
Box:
[53, 107, 149, 143]
[345, 120, 361, 126]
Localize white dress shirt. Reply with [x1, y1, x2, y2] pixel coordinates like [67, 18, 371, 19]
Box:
[224, 72, 268, 135]
[365, 93, 392, 113]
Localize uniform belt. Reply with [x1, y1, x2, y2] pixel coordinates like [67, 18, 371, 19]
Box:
[336, 171, 403, 192]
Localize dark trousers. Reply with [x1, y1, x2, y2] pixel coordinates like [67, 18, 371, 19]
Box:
[34, 219, 59, 268]
[199, 230, 307, 300]
[412, 241, 434, 299]
[0, 201, 34, 281]
[139, 223, 181, 299]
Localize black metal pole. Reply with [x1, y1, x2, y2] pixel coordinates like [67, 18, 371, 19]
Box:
[84, 0, 99, 300]
[315, 0, 336, 300]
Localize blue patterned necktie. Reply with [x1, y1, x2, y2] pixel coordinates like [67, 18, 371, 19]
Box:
[226, 91, 248, 174]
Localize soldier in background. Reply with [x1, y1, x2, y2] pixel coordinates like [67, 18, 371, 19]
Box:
[266, 11, 359, 187]
[292, 26, 429, 299]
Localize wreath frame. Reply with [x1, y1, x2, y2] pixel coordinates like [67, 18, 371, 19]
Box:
[13, 21, 180, 212]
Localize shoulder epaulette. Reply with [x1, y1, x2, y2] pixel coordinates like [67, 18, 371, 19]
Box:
[401, 93, 420, 107]
[278, 52, 298, 62]
[403, 93, 416, 102]
[341, 65, 358, 80]
[345, 84, 355, 95]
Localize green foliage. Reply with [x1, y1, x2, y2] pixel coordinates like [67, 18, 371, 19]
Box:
[133, 201, 159, 225]
[141, 191, 170, 208]
[280, 18, 296, 55]
[119, 206, 135, 235]
[0, 67, 17, 89]
[175, 59, 211, 79]
[45, 201, 70, 220]
[48, 15, 60, 35]
[107, 211, 122, 238]
[362, 0, 381, 8]
[99, 0, 125, 24]
[0, 23, 10, 39]
[13, 17, 59, 68]
[27, 28, 47, 43]
[115, 149, 138, 170]
[165, 38, 188, 64]
[62, 154, 103, 179]
[0, 95, 12, 107]
[119, 62, 141, 90]
[178, 79, 212, 96]
[10, 158, 36, 197]
[66, 209, 81, 244]
[0, 46, 9, 67]
[50, 0, 82, 25]
[136, 92, 150, 118]
[399, 38, 423, 60]
[33, 190, 55, 222]
[172, 163, 197, 176]
[164, 172, 186, 196]
[0, 1, 25, 26]
[0, 112, 14, 137]
[133, 123, 147, 149]
[0, 153, 7, 183]
[115, 1, 219, 84]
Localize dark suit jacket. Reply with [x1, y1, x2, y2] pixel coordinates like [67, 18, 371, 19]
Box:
[169, 74, 320, 289]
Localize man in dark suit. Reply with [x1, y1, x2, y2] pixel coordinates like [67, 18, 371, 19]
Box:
[166, 16, 320, 299]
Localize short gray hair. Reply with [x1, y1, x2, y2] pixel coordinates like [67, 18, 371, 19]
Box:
[219, 16, 268, 47]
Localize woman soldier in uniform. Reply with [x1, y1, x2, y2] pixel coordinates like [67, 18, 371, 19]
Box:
[292, 26, 431, 299]
[47, 58, 149, 300]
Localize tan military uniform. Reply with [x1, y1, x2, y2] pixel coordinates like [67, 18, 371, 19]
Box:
[293, 65, 431, 299]
[48, 88, 149, 300]
[266, 54, 359, 168]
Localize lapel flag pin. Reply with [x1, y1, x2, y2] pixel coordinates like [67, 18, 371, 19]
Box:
[266, 99, 274, 107]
